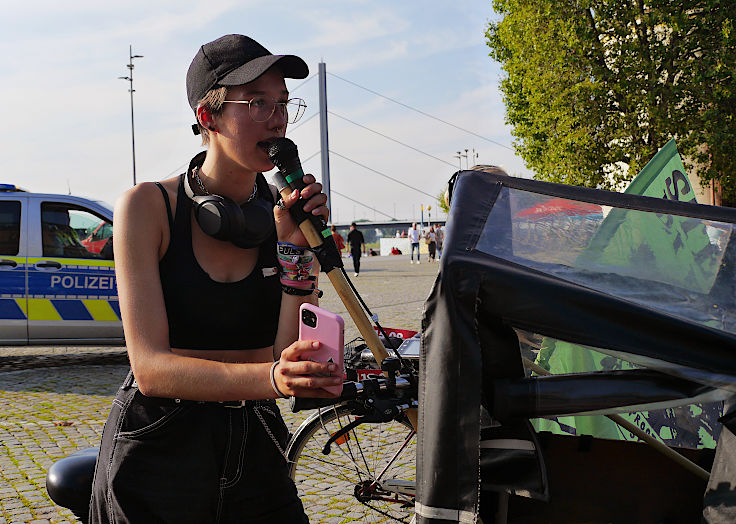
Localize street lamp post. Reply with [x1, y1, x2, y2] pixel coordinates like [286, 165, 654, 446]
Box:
[119, 45, 143, 186]
[454, 149, 479, 170]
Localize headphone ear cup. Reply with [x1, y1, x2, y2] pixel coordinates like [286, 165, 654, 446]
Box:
[184, 171, 274, 248]
[193, 195, 233, 240]
[230, 199, 275, 249]
[220, 197, 247, 238]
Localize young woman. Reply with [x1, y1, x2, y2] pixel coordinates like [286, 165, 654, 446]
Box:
[89, 35, 340, 523]
[426, 225, 437, 262]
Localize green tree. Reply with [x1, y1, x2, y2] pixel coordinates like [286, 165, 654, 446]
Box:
[437, 189, 450, 214]
[486, 0, 736, 203]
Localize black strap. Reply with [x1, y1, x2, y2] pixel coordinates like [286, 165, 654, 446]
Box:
[155, 182, 174, 239]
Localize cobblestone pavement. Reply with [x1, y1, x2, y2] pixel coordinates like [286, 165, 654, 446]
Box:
[0, 255, 438, 523]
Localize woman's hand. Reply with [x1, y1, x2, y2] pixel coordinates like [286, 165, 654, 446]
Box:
[274, 339, 342, 398]
[274, 174, 329, 247]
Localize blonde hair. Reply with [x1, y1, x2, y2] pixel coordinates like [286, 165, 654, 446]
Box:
[196, 87, 228, 146]
[470, 164, 509, 176]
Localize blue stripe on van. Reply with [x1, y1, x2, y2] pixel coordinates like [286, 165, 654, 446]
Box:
[51, 299, 94, 321]
[0, 298, 26, 320]
[109, 300, 121, 319]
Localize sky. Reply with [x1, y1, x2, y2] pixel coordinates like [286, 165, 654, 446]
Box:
[2, 0, 531, 224]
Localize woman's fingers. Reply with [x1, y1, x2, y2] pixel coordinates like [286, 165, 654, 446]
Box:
[276, 340, 343, 397]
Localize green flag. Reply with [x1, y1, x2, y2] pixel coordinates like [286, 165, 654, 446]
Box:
[625, 138, 699, 202]
[583, 138, 719, 294]
[532, 139, 721, 448]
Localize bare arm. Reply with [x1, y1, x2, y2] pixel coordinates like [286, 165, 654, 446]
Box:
[269, 175, 328, 359]
[115, 182, 338, 401]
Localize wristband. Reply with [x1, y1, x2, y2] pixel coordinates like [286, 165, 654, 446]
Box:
[278, 241, 316, 292]
[281, 284, 324, 298]
[281, 284, 314, 296]
[270, 361, 288, 399]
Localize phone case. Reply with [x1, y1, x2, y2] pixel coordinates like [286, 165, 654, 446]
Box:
[298, 303, 345, 395]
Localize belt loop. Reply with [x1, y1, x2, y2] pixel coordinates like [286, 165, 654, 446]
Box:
[223, 400, 248, 408]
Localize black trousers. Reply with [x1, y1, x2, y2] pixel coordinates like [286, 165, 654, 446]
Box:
[89, 373, 308, 523]
[351, 247, 361, 273]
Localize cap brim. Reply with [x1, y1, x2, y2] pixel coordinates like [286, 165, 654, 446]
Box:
[218, 54, 308, 87]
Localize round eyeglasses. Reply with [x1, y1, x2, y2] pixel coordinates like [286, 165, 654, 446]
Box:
[222, 96, 307, 124]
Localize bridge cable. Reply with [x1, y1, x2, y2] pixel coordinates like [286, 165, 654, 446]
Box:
[328, 71, 514, 152]
[328, 111, 457, 168]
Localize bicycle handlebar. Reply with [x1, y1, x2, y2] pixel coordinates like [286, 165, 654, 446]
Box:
[289, 375, 415, 412]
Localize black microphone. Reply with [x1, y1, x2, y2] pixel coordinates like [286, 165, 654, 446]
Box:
[263, 138, 343, 272]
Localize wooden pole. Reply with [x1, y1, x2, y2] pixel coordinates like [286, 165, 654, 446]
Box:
[280, 188, 417, 429]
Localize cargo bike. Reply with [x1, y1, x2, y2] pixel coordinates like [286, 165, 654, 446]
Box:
[48, 162, 736, 523]
[284, 168, 736, 523]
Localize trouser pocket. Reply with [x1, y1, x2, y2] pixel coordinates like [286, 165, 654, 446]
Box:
[115, 391, 191, 440]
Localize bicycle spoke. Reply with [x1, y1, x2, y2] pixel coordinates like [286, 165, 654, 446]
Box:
[317, 410, 369, 482]
[288, 405, 417, 523]
[291, 449, 364, 484]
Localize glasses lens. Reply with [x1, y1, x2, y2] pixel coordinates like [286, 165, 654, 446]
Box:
[248, 97, 275, 122]
[286, 99, 307, 124]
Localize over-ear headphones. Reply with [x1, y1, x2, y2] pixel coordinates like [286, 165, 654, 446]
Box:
[183, 168, 275, 249]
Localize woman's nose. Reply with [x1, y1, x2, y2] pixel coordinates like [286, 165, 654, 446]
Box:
[270, 104, 288, 128]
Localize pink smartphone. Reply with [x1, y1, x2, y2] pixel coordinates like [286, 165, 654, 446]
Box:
[298, 303, 345, 395]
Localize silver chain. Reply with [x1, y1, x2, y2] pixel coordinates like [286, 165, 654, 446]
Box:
[253, 405, 288, 461]
[192, 166, 257, 202]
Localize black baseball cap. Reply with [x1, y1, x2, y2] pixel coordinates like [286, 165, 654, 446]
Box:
[186, 34, 309, 111]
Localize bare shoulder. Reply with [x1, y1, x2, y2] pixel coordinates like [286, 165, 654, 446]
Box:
[115, 176, 179, 218]
[113, 176, 182, 253]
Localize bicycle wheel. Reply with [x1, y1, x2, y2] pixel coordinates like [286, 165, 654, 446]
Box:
[287, 404, 416, 523]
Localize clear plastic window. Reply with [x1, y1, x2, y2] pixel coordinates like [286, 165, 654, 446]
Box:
[477, 187, 735, 335]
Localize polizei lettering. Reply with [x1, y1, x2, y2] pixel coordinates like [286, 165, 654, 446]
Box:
[50, 275, 116, 290]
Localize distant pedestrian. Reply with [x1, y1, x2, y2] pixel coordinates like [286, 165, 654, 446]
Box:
[435, 224, 444, 259]
[347, 222, 365, 276]
[408, 222, 421, 264]
[331, 225, 345, 253]
[426, 225, 437, 262]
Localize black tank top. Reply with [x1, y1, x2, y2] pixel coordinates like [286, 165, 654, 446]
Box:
[157, 156, 281, 350]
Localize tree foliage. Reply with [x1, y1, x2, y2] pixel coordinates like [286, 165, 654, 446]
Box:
[486, 0, 736, 202]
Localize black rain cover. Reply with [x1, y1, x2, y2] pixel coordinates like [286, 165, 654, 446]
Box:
[417, 171, 736, 523]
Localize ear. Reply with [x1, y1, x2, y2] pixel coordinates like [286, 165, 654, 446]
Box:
[196, 106, 217, 132]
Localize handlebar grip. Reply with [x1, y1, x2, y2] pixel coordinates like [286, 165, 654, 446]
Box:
[289, 382, 359, 412]
[289, 396, 340, 413]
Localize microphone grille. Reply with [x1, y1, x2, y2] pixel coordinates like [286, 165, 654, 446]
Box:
[265, 138, 298, 165]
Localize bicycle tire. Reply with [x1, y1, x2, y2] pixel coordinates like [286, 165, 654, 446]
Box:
[287, 404, 416, 523]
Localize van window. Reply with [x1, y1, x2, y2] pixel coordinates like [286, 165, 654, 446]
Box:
[0, 201, 21, 256]
[41, 203, 113, 259]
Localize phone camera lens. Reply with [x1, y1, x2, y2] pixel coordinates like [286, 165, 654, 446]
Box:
[302, 309, 317, 328]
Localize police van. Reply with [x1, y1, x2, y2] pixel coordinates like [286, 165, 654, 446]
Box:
[0, 184, 122, 345]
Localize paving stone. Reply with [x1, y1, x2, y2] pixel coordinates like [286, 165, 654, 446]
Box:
[0, 255, 436, 520]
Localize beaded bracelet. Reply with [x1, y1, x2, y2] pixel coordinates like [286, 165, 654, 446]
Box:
[277, 241, 317, 294]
